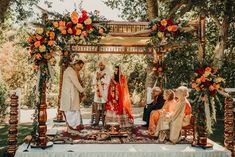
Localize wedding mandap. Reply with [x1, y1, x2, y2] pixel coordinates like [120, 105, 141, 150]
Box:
[6, 9, 234, 157]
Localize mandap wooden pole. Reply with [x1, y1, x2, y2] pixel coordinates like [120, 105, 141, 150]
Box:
[7, 93, 19, 157]
[224, 97, 234, 157]
[198, 15, 206, 65]
[38, 79, 48, 147]
[54, 64, 65, 122]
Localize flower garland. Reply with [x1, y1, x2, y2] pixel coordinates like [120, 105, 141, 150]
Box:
[148, 18, 193, 47]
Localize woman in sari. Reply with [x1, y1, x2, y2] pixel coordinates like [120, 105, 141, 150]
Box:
[149, 89, 176, 135]
[105, 66, 134, 127]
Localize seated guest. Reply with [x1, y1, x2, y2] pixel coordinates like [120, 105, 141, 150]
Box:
[169, 86, 192, 144]
[143, 87, 165, 127]
[149, 89, 176, 135]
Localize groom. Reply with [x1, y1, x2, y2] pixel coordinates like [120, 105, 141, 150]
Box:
[60, 54, 85, 132]
[92, 60, 111, 126]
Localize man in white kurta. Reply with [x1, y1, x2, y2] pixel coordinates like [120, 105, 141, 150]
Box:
[92, 61, 111, 126]
[60, 59, 85, 132]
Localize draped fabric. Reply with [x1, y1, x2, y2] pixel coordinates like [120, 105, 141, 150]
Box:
[105, 74, 133, 127]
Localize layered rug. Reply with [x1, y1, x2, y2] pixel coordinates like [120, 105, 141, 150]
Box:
[50, 124, 193, 144]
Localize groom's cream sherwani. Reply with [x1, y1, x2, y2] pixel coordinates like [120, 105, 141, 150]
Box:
[60, 66, 84, 129]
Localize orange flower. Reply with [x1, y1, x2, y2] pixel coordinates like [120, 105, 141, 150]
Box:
[35, 53, 42, 59]
[161, 19, 167, 26]
[67, 28, 73, 34]
[81, 31, 87, 37]
[71, 11, 79, 24]
[34, 41, 41, 48]
[48, 40, 54, 46]
[53, 21, 59, 28]
[49, 32, 55, 39]
[59, 21, 66, 27]
[76, 29, 81, 35]
[36, 35, 42, 41]
[172, 25, 178, 32]
[192, 83, 197, 89]
[196, 78, 201, 84]
[61, 29, 67, 35]
[213, 83, 220, 90]
[200, 76, 206, 82]
[205, 67, 211, 72]
[167, 26, 173, 31]
[27, 37, 33, 43]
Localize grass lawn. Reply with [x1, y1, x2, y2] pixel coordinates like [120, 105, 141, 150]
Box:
[0, 124, 33, 157]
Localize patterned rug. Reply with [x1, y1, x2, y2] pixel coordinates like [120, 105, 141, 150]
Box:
[51, 125, 193, 144]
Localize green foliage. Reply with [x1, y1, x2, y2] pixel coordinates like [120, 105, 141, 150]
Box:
[0, 81, 8, 123]
[162, 45, 199, 89]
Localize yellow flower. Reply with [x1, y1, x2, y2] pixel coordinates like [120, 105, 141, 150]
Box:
[39, 45, 46, 52]
[203, 71, 211, 77]
[161, 19, 167, 26]
[196, 78, 201, 84]
[76, 23, 83, 29]
[216, 77, 222, 83]
[195, 87, 201, 92]
[53, 21, 59, 28]
[157, 32, 164, 39]
[36, 28, 44, 34]
[84, 18, 92, 25]
[209, 85, 215, 91]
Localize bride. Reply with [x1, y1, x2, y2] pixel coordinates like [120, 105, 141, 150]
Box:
[105, 65, 134, 127]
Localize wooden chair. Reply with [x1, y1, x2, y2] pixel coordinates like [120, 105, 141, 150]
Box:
[181, 116, 195, 140]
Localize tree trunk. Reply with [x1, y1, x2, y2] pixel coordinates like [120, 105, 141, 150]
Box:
[146, 0, 158, 20]
[0, 0, 10, 23]
[212, 0, 231, 67]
